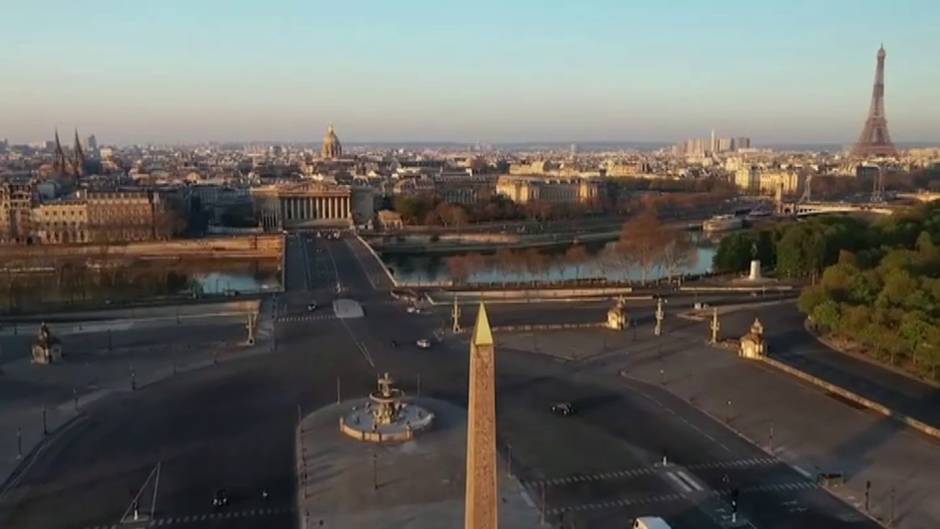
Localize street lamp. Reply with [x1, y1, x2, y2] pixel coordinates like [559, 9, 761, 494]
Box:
[372, 451, 378, 491]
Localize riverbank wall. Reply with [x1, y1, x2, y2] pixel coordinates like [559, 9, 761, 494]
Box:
[0, 235, 283, 265]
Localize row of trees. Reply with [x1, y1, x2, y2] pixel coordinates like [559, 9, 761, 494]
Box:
[614, 207, 698, 283]
[713, 204, 940, 380]
[393, 193, 617, 227]
[445, 244, 611, 284]
[1, 263, 196, 312]
[714, 204, 940, 279]
[442, 207, 698, 284]
[391, 177, 738, 227]
[393, 194, 524, 226]
[713, 215, 876, 279]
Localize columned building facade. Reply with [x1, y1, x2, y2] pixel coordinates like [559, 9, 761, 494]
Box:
[251, 182, 353, 230]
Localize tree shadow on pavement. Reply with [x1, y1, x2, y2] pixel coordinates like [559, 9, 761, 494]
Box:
[825, 413, 905, 478]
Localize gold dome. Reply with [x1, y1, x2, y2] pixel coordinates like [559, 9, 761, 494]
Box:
[321, 123, 342, 159]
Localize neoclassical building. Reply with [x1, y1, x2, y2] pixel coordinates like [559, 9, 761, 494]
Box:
[251, 181, 352, 230]
[495, 175, 601, 205]
[321, 124, 342, 159]
[2, 185, 166, 245]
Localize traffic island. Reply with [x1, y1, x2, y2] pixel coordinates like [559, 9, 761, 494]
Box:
[295, 398, 541, 529]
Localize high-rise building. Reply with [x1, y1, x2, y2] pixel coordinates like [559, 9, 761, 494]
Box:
[86, 134, 98, 152]
[734, 166, 759, 193]
[735, 137, 752, 150]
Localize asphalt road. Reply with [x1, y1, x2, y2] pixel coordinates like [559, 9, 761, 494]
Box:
[738, 303, 940, 429]
[0, 233, 882, 529]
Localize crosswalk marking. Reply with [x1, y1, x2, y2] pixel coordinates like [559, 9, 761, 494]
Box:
[80, 506, 294, 529]
[545, 479, 818, 515]
[276, 313, 337, 323]
[667, 469, 704, 493]
[523, 456, 780, 487]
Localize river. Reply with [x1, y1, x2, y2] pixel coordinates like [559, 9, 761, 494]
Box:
[380, 233, 718, 286]
[0, 260, 281, 313]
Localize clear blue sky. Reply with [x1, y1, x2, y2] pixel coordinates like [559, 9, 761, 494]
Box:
[1, 0, 938, 145]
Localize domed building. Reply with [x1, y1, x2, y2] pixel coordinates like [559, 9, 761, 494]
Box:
[321, 123, 342, 159]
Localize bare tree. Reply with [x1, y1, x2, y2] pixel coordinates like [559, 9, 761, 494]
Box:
[564, 244, 590, 281]
[661, 226, 698, 283]
[616, 207, 667, 284]
[446, 255, 470, 285]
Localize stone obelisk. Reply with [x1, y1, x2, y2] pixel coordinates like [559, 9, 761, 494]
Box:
[465, 302, 497, 529]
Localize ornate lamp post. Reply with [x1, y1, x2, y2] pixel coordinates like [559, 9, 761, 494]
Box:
[710, 307, 720, 344]
[654, 297, 665, 336]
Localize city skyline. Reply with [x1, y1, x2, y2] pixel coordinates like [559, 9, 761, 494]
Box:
[2, 1, 940, 144]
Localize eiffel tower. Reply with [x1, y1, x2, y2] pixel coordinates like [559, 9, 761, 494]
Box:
[852, 45, 898, 158]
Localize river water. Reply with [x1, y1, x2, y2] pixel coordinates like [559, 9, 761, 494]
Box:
[0, 260, 281, 313]
[381, 234, 718, 286]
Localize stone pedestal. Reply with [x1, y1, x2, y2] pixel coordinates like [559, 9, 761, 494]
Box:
[739, 318, 767, 359]
[31, 323, 63, 364]
[606, 297, 629, 331]
[31, 343, 63, 364]
[748, 260, 762, 281]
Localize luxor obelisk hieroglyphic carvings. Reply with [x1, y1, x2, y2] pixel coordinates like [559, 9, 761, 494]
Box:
[465, 302, 498, 529]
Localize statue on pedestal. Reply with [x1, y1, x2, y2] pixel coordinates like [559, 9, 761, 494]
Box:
[739, 318, 767, 359]
[607, 296, 629, 331]
[31, 323, 63, 364]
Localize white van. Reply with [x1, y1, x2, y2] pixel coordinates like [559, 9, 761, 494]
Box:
[633, 517, 672, 529]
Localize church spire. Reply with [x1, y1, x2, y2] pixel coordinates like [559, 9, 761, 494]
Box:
[53, 128, 68, 176]
[72, 129, 85, 178]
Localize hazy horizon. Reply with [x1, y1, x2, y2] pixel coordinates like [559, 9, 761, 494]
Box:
[2, 0, 939, 145]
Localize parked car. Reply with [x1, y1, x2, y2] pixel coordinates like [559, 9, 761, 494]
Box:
[416, 339, 431, 349]
[550, 402, 575, 416]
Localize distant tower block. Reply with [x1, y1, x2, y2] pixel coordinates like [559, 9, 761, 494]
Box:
[852, 45, 898, 158]
[464, 303, 498, 529]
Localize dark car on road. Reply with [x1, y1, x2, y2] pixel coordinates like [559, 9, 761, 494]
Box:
[550, 402, 575, 416]
[212, 489, 229, 509]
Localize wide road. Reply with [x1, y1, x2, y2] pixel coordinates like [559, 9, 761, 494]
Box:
[0, 233, 880, 529]
[741, 302, 940, 429]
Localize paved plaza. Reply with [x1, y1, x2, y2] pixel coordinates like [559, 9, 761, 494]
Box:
[0, 233, 930, 529]
[297, 399, 540, 529]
